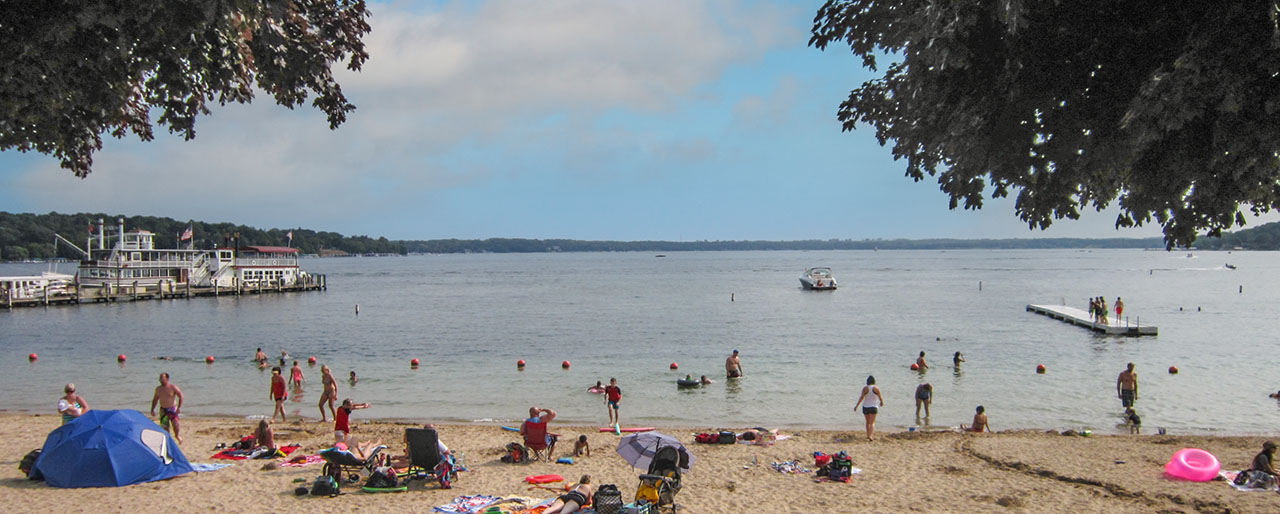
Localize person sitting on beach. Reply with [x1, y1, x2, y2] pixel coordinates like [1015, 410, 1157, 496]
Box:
[699, 375, 713, 385]
[388, 424, 450, 468]
[573, 435, 590, 457]
[253, 419, 277, 451]
[521, 406, 559, 459]
[335, 398, 371, 445]
[961, 405, 990, 433]
[1251, 441, 1278, 478]
[1124, 407, 1141, 435]
[544, 475, 593, 514]
[58, 383, 89, 425]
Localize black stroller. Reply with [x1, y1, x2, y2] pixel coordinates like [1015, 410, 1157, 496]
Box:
[636, 445, 684, 512]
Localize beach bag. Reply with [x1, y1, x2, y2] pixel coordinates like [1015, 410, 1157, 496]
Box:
[830, 451, 853, 482]
[501, 442, 527, 463]
[813, 452, 832, 468]
[18, 449, 41, 479]
[694, 433, 718, 444]
[718, 431, 735, 444]
[594, 484, 623, 514]
[365, 467, 398, 489]
[310, 474, 340, 496]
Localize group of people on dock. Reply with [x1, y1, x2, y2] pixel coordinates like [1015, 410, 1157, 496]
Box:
[1089, 296, 1124, 324]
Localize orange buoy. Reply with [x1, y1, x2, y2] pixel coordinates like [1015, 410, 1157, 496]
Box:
[517, 359, 526, 368]
[1036, 364, 1046, 374]
[411, 358, 420, 367]
[205, 355, 215, 363]
[561, 360, 571, 369]
[909, 363, 919, 370]
[307, 356, 317, 364]
[669, 362, 678, 370]
[1168, 366, 1179, 374]
[28, 353, 38, 362]
[117, 354, 127, 363]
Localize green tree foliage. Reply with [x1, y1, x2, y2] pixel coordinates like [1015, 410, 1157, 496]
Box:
[1194, 221, 1280, 250]
[0, 0, 371, 177]
[0, 212, 403, 259]
[810, 1, 1280, 248]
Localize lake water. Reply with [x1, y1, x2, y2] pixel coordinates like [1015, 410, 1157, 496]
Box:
[2, 249, 1277, 435]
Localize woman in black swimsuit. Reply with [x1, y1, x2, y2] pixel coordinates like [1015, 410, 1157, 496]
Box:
[915, 383, 933, 421]
[544, 475, 593, 514]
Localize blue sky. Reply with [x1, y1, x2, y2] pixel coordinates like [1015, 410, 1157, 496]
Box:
[0, 0, 1249, 241]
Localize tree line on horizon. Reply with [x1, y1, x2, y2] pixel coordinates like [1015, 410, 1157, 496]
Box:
[5, 212, 1280, 261]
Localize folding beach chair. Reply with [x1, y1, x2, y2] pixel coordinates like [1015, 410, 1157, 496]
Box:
[404, 427, 456, 488]
[319, 444, 386, 483]
[521, 419, 558, 462]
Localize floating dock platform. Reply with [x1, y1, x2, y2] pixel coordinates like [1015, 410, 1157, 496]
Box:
[1026, 304, 1157, 336]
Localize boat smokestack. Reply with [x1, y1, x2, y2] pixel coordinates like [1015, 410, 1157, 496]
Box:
[117, 218, 125, 246]
[98, 218, 105, 250]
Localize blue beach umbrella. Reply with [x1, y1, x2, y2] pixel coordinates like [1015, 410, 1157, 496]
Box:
[32, 409, 193, 488]
[615, 431, 695, 473]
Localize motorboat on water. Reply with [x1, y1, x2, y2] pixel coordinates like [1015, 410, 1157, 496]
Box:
[799, 267, 837, 290]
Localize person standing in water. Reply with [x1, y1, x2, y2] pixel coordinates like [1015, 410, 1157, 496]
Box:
[914, 383, 933, 422]
[1117, 363, 1138, 408]
[604, 378, 622, 427]
[289, 360, 305, 389]
[318, 365, 338, 422]
[725, 350, 744, 378]
[953, 352, 965, 367]
[853, 376, 884, 441]
[269, 366, 288, 422]
[916, 351, 929, 370]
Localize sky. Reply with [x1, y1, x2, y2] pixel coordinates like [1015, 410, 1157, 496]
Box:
[0, 0, 1263, 241]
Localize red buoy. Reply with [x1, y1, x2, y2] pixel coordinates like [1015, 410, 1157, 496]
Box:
[411, 358, 420, 367]
[1168, 366, 1179, 374]
[561, 360, 571, 369]
[308, 356, 317, 364]
[117, 354, 127, 363]
[669, 362, 678, 370]
[205, 355, 215, 363]
[909, 363, 919, 370]
[28, 353, 38, 362]
[517, 359, 526, 368]
[1036, 364, 1046, 374]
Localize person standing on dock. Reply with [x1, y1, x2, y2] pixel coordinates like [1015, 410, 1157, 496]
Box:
[1117, 363, 1138, 408]
[1115, 297, 1124, 320]
[726, 350, 744, 378]
[150, 373, 185, 444]
[318, 365, 338, 422]
[1098, 297, 1109, 324]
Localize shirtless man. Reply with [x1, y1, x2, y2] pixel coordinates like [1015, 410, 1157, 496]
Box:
[725, 349, 744, 378]
[150, 372, 185, 443]
[318, 365, 338, 422]
[1117, 363, 1138, 408]
[254, 347, 267, 364]
[916, 351, 929, 370]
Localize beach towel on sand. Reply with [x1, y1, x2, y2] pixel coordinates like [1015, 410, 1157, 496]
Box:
[280, 454, 326, 467]
[211, 445, 299, 460]
[190, 463, 233, 473]
[433, 495, 502, 514]
[1221, 470, 1280, 492]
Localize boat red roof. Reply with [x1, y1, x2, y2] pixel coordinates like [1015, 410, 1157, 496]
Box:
[240, 246, 299, 254]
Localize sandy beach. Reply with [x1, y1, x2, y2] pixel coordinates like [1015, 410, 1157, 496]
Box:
[2, 412, 1277, 513]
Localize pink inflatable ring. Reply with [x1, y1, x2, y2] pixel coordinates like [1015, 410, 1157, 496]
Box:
[1164, 448, 1219, 481]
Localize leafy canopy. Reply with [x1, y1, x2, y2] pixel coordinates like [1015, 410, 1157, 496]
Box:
[811, 0, 1280, 247]
[0, 0, 371, 178]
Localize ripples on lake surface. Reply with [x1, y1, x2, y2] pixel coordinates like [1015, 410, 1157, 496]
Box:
[2, 249, 1278, 434]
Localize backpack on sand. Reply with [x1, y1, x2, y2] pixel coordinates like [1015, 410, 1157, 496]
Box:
[310, 474, 340, 496]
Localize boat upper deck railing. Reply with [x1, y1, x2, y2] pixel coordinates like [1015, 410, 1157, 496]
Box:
[234, 257, 299, 267]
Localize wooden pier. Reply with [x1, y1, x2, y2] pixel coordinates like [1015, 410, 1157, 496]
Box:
[3, 275, 326, 310]
[1026, 304, 1157, 336]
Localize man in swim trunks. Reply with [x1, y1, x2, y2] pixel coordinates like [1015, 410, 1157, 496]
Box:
[725, 349, 743, 378]
[1117, 362, 1138, 408]
[318, 365, 338, 422]
[254, 347, 267, 364]
[150, 372, 185, 443]
[604, 378, 622, 427]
